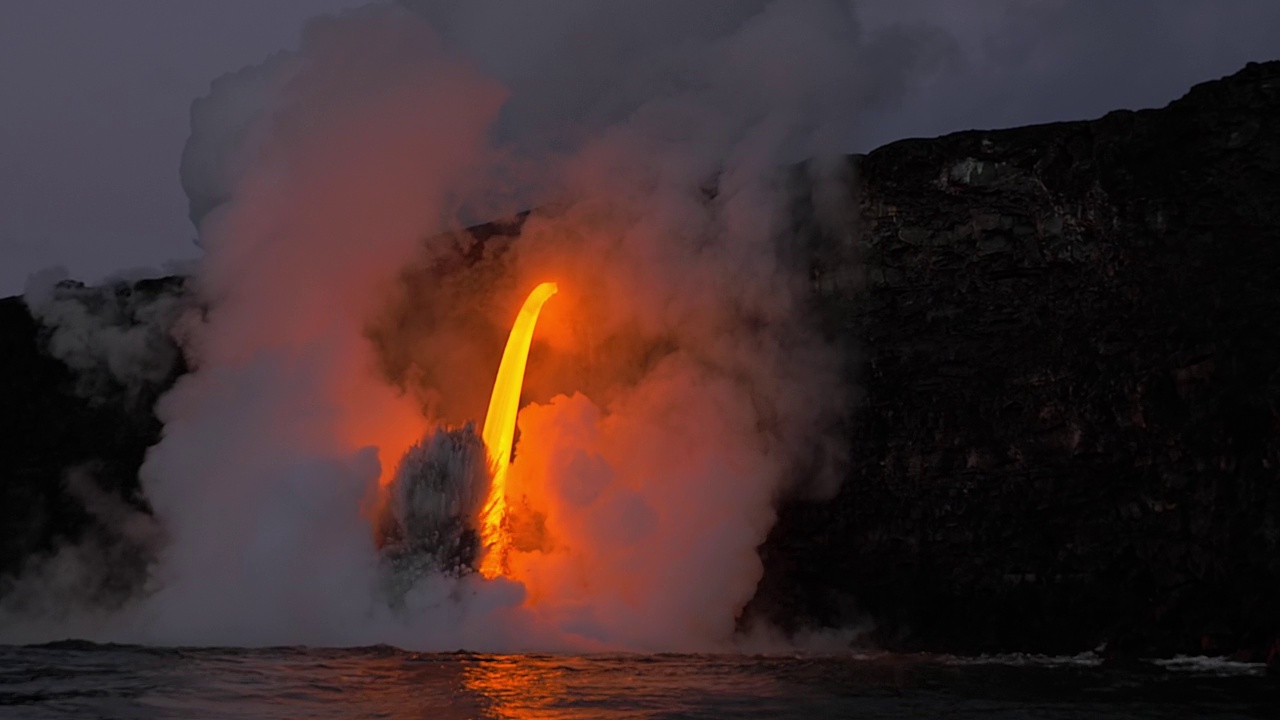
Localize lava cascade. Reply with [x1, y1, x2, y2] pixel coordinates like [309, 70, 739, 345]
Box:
[478, 281, 558, 578]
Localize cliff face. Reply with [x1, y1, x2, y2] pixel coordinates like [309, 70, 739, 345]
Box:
[0, 277, 183, 589]
[3, 62, 1278, 659]
[752, 60, 1280, 660]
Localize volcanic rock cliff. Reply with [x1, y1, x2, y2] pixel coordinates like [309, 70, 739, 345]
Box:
[3, 62, 1278, 660]
[0, 277, 184, 603]
[752, 60, 1280, 661]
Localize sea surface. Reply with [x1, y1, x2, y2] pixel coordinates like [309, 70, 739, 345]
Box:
[0, 643, 1274, 719]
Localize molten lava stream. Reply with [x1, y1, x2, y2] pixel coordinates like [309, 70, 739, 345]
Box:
[479, 282, 558, 579]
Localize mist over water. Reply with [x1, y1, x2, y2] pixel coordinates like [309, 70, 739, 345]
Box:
[3, 1, 951, 651]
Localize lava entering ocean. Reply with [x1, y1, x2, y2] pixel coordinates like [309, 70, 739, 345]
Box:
[478, 281, 558, 579]
[0, 2, 864, 651]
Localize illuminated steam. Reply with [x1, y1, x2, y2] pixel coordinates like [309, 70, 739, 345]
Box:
[4, 0, 952, 649]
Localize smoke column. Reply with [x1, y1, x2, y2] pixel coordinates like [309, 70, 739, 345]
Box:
[16, 1, 951, 650]
[132, 5, 508, 646]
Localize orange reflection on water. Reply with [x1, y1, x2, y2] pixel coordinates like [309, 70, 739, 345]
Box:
[461, 656, 573, 720]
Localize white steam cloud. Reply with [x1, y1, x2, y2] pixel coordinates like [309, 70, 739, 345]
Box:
[22, 267, 188, 400]
[7, 0, 948, 650]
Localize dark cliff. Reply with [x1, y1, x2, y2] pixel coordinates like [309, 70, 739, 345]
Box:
[3, 62, 1278, 660]
[0, 277, 184, 594]
[753, 60, 1280, 661]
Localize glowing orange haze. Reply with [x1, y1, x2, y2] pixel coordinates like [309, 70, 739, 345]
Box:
[478, 282, 559, 579]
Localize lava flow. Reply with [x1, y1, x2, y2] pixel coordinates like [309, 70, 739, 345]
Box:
[478, 282, 558, 579]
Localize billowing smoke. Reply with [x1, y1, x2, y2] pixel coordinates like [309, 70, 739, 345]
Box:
[10, 1, 950, 650]
[128, 4, 507, 647]
[0, 467, 161, 644]
[378, 423, 487, 596]
[22, 267, 189, 401]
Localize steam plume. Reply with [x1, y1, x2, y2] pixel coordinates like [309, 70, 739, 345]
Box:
[22, 267, 188, 401]
[10, 0, 951, 649]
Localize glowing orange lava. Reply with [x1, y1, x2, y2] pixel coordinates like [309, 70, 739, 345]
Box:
[479, 281, 558, 578]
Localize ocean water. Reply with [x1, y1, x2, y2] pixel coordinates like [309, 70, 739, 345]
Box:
[0, 643, 1274, 719]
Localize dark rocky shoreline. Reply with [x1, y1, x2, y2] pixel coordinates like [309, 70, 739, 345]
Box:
[3, 62, 1278, 664]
